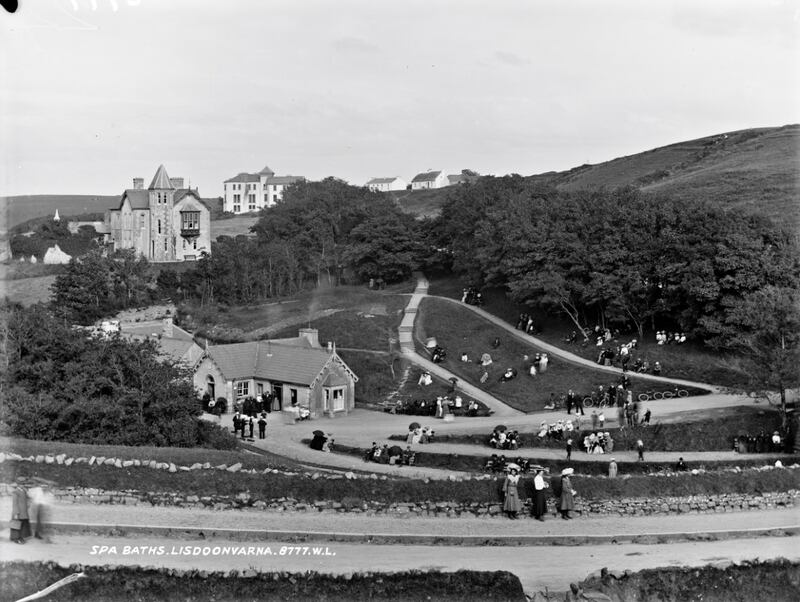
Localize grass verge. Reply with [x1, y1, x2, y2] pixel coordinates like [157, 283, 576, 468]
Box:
[0, 562, 526, 602]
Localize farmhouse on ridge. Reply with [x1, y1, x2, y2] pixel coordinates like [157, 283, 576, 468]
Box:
[411, 170, 448, 190]
[193, 328, 358, 418]
[106, 165, 212, 262]
[366, 176, 408, 192]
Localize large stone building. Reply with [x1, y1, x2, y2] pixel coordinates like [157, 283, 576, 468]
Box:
[222, 165, 305, 214]
[106, 165, 211, 262]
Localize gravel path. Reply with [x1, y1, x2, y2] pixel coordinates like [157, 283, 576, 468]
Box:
[1, 501, 796, 539]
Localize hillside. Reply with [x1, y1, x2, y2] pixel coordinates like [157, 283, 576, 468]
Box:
[389, 125, 800, 230]
[1, 195, 119, 233]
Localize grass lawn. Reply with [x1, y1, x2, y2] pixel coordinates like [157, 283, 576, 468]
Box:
[338, 350, 408, 405]
[188, 283, 413, 344]
[414, 297, 704, 412]
[427, 274, 749, 388]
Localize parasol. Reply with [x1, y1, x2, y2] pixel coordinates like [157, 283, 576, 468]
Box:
[425, 337, 438, 349]
[312, 430, 325, 437]
[494, 425, 507, 432]
[505, 462, 521, 471]
[409, 422, 421, 430]
[388, 445, 403, 457]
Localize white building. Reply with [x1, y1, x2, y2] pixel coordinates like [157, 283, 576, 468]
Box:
[366, 176, 408, 192]
[222, 165, 305, 214]
[411, 170, 449, 190]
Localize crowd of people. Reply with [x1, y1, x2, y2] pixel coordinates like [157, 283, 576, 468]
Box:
[488, 428, 521, 450]
[735, 430, 787, 454]
[392, 394, 486, 418]
[499, 465, 577, 521]
[484, 454, 533, 474]
[461, 287, 484, 306]
[232, 411, 270, 440]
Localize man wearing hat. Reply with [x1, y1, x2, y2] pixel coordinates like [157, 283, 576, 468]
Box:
[558, 468, 576, 520]
[10, 477, 31, 544]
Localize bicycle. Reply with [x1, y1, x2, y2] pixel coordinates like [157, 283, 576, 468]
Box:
[637, 387, 689, 402]
[582, 396, 611, 409]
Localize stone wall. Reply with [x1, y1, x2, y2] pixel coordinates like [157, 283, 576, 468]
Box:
[1, 482, 796, 518]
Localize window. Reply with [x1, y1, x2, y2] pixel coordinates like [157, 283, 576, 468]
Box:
[181, 211, 200, 231]
[233, 205, 241, 213]
[193, 239, 197, 250]
[235, 381, 249, 399]
[157, 219, 161, 234]
[164, 239, 167, 251]
[264, 194, 269, 203]
[234, 194, 241, 202]
[139, 214, 145, 228]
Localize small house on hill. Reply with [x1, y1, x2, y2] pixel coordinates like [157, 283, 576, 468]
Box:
[366, 176, 407, 192]
[193, 328, 358, 418]
[120, 318, 204, 368]
[43, 244, 72, 264]
[411, 170, 448, 190]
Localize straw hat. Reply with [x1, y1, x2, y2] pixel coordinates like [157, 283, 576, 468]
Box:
[561, 467, 574, 476]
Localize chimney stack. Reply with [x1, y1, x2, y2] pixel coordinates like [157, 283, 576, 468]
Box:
[299, 328, 320, 348]
[170, 177, 184, 189]
[133, 177, 144, 190]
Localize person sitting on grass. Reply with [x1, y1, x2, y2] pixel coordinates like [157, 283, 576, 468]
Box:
[322, 434, 334, 453]
[675, 457, 688, 471]
[467, 400, 479, 417]
[499, 367, 517, 382]
[460, 352, 470, 362]
[485, 454, 498, 471]
[365, 442, 378, 462]
[402, 446, 416, 466]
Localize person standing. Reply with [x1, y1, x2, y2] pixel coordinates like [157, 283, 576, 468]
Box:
[565, 390, 573, 415]
[565, 438, 573, 461]
[559, 468, 576, 520]
[637, 439, 645, 461]
[575, 393, 585, 416]
[10, 478, 31, 544]
[643, 408, 652, 426]
[258, 412, 267, 439]
[29, 485, 51, 541]
[248, 416, 254, 439]
[502, 467, 523, 519]
[532, 469, 548, 521]
[608, 458, 618, 478]
[591, 410, 598, 431]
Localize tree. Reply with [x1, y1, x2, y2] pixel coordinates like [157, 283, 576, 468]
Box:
[344, 212, 424, 282]
[50, 250, 114, 324]
[725, 286, 800, 426]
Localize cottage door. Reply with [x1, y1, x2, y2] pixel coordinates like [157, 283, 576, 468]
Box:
[272, 383, 283, 411]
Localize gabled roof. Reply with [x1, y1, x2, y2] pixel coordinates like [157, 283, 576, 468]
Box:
[367, 177, 402, 185]
[204, 341, 355, 386]
[115, 189, 149, 210]
[149, 165, 174, 190]
[224, 172, 260, 183]
[258, 165, 275, 175]
[265, 175, 305, 185]
[412, 170, 442, 182]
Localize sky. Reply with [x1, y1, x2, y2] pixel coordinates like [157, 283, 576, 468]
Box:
[1, 0, 798, 197]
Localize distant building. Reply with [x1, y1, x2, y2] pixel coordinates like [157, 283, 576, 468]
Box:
[193, 328, 358, 417]
[42, 244, 72, 264]
[447, 173, 480, 186]
[411, 170, 448, 190]
[120, 318, 204, 368]
[222, 164, 305, 214]
[366, 176, 407, 192]
[106, 165, 212, 263]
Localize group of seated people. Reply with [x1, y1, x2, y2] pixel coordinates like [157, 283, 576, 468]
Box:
[364, 443, 416, 466]
[484, 455, 532, 473]
[430, 345, 447, 363]
[461, 287, 484, 306]
[537, 419, 577, 440]
[656, 331, 686, 345]
[735, 431, 786, 454]
[488, 429, 521, 450]
[406, 426, 435, 444]
[582, 431, 614, 454]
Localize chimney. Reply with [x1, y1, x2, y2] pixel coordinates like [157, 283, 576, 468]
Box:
[133, 177, 144, 190]
[162, 318, 174, 338]
[299, 328, 320, 348]
[170, 177, 184, 189]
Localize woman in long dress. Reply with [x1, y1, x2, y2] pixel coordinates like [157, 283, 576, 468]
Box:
[503, 468, 523, 519]
[559, 468, 576, 520]
[532, 469, 548, 521]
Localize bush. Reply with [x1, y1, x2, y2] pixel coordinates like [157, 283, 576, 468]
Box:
[195, 420, 239, 450]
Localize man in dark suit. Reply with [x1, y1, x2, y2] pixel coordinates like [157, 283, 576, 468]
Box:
[258, 413, 267, 439]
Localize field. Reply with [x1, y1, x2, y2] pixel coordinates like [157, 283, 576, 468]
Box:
[209, 214, 259, 238]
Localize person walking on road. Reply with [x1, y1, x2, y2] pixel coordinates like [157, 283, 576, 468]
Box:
[10, 478, 31, 544]
[608, 458, 618, 478]
[565, 438, 573, 461]
[637, 439, 645, 461]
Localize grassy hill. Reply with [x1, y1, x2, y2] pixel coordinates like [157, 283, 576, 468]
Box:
[388, 125, 800, 229]
[1, 194, 119, 233]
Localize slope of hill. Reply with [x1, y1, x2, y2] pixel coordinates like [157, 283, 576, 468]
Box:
[1, 194, 119, 233]
[389, 125, 799, 230]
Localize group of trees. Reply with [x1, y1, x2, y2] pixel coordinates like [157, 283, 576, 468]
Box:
[0, 303, 234, 448]
[190, 178, 427, 305]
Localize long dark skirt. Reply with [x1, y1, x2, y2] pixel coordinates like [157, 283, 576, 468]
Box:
[10, 519, 31, 541]
[532, 490, 547, 518]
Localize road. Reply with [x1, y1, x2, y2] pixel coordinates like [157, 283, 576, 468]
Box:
[3, 534, 797, 595]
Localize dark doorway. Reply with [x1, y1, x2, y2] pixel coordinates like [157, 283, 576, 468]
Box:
[272, 383, 283, 411]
